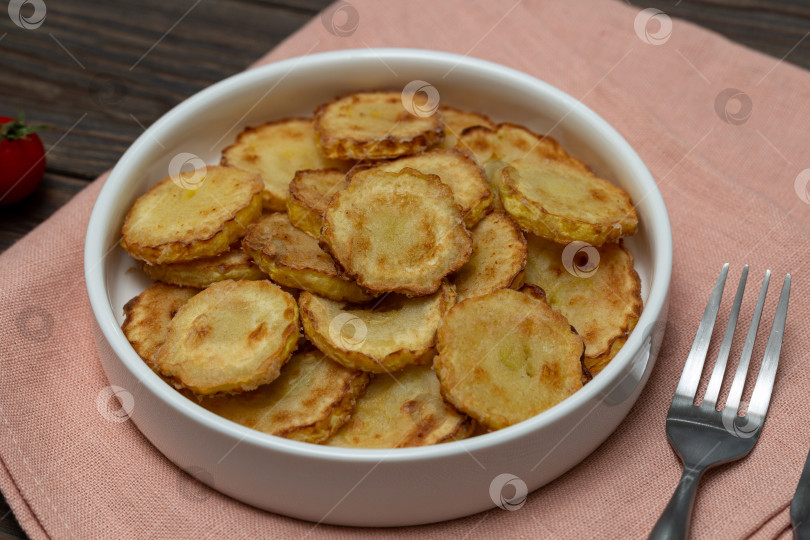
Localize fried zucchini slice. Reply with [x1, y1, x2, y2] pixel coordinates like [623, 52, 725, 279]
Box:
[286, 169, 348, 238]
[322, 168, 471, 296]
[140, 247, 266, 288]
[121, 282, 199, 370]
[201, 349, 370, 444]
[325, 365, 473, 448]
[121, 166, 263, 264]
[458, 123, 590, 209]
[586, 335, 629, 376]
[313, 91, 444, 160]
[439, 106, 495, 149]
[299, 281, 456, 373]
[435, 286, 584, 430]
[359, 148, 493, 228]
[242, 213, 373, 303]
[221, 118, 350, 212]
[524, 235, 642, 375]
[154, 279, 299, 395]
[452, 211, 527, 301]
[499, 159, 638, 246]
[458, 123, 590, 174]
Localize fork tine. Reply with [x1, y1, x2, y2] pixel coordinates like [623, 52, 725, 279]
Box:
[746, 274, 791, 419]
[724, 270, 771, 414]
[703, 265, 749, 409]
[675, 263, 729, 400]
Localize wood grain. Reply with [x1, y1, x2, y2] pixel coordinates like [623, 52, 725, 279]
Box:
[0, 0, 809, 537]
[0, 0, 330, 178]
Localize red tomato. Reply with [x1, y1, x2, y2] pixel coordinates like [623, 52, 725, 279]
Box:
[0, 113, 47, 205]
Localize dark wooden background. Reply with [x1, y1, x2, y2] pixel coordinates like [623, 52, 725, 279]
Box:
[1, 0, 809, 537]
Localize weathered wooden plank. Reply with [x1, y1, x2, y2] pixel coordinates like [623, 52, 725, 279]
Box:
[0, 493, 25, 540]
[0, 0, 323, 178]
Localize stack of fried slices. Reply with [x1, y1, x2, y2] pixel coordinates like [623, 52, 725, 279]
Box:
[118, 91, 642, 446]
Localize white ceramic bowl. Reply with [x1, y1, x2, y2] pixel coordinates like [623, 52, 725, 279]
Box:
[85, 48, 672, 527]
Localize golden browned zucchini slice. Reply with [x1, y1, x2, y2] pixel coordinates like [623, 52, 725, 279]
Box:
[360, 148, 494, 228]
[313, 91, 444, 160]
[201, 349, 370, 444]
[435, 286, 584, 430]
[524, 235, 642, 375]
[221, 118, 350, 212]
[242, 213, 373, 303]
[140, 247, 266, 288]
[154, 279, 299, 395]
[452, 211, 527, 301]
[586, 336, 629, 376]
[121, 282, 199, 370]
[325, 365, 473, 448]
[439, 106, 495, 149]
[322, 168, 471, 296]
[299, 281, 456, 373]
[499, 159, 638, 245]
[458, 123, 590, 174]
[286, 169, 348, 238]
[121, 165, 263, 264]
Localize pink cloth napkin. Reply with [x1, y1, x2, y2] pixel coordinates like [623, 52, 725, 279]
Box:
[2, 0, 809, 537]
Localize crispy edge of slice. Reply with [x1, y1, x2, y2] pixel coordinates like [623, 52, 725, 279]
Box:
[286, 168, 349, 238]
[585, 333, 627, 376]
[457, 122, 591, 173]
[154, 279, 300, 396]
[299, 281, 456, 374]
[322, 167, 472, 296]
[324, 365, 474, 448]
[201, 348, 371, 444]
[499, 159, 638, 245]
[438, 105, 496, 149]
[120, 167, 264, 264]
[121, 282, 200, 370]
[364, 147, 495, 228]
[140, 247, 267, 288]
[313, 91, 445, 160]
[452, 210, 527, 301]
[434, 286, 584, 430]
[243, 213, 373, 303]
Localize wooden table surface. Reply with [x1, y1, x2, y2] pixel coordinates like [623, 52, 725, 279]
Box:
[1, 0, 809, 537]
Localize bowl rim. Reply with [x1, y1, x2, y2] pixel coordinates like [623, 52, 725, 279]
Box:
[85, 47, 673, 463]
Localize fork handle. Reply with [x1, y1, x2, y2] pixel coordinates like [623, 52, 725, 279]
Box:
[648, 466, 706, 540]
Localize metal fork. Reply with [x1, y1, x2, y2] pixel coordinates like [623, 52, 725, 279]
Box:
[649, 264, 791, 540]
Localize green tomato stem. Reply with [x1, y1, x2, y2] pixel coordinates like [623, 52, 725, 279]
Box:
[1, 111, 49, 142]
